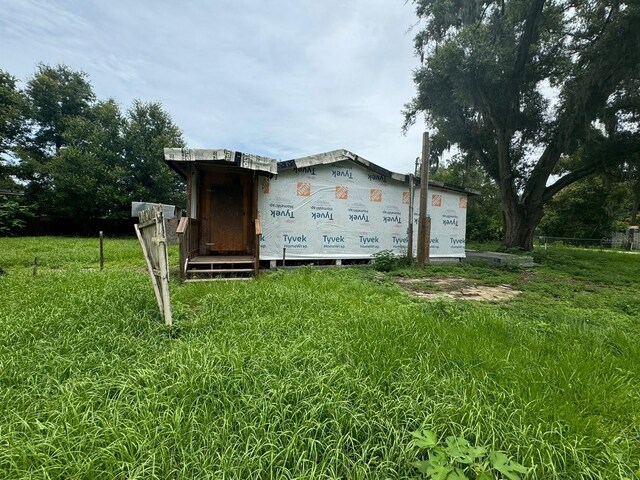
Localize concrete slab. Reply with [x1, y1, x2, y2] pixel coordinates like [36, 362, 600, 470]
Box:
[464, 250, 536, 267]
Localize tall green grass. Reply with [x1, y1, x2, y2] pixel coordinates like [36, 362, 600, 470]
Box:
[0, 238, 639, 478]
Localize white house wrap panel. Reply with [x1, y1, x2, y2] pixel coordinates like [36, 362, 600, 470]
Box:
[258, 160, 467, 260]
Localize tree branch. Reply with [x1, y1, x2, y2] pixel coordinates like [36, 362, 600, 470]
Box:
[523, 6, 640, 207]
[542, 162, 601, 204]
[512, 0, 546, 89]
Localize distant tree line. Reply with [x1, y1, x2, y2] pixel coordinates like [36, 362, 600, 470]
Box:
[0, 64, 185, 235]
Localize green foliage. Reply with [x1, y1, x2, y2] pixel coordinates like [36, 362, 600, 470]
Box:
[0, 70, 27, 192]
[0, 70, 26, 156]
[405, 0, 640, 249]
[3, 64, 185, 227]
[539, 175, 629, 238]
[48, 99, 128, 220]
[1, 238, 640, 478]
[411, 430, 528, 479]
[24, 64, 95, 154]
[124, 100, 185, 206]
[0, 196, 31, 236]
[371, 249, 412, 272]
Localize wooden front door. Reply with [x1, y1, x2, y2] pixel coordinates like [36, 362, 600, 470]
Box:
[210, 183, 244, 251]
[202, 172, 253, 254]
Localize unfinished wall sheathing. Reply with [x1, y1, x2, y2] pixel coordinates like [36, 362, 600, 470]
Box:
[257, 160, 467, 260]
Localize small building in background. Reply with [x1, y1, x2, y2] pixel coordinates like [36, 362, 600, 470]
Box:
[164, 148, 477, 279]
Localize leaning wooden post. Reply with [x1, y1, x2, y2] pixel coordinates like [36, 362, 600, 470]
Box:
[417, 132, 431, 267]
[135, 222, 165, 323]
[32, 257, 38, 276]
[99, 231, 104, 270]
[135, 206, 173, 327]
[155, 208, 173, 327]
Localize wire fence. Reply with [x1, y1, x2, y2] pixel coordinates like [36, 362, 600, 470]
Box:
[536, 234, 640, 251]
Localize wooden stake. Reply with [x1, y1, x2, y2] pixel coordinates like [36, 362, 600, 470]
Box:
[99, 231, 104, 270]
[417, 132, 431, 267]
[425, 215, 431, 263]
[32, 257, 38, 276]
[282, 247, 286, 267]
[254, 216, 262, 276]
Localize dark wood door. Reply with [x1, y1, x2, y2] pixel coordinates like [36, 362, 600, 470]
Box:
[209, 183, 245, 252]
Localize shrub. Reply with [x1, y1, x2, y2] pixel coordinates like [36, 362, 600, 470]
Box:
[371, 249, 412, 272]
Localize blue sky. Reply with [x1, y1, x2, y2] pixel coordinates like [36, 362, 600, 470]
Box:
[1, 0, 427, 173]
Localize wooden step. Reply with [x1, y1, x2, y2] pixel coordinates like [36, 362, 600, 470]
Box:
[184, 277, 253, 282]
[189, 255, 254, 265]
[186, 268, 254, 274]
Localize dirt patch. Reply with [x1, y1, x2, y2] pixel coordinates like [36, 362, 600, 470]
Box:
[396, 276, 521, 302]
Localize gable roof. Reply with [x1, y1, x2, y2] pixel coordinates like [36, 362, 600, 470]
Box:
[163, 147, 479, 196]
[279, 149, 479, 196]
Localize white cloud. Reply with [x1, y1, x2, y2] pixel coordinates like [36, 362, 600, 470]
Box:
[0, 0, 427, 174]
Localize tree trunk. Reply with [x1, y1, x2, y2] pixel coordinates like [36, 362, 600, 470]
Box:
[501, 202, 544, 251]
[494, 134, 544, 251]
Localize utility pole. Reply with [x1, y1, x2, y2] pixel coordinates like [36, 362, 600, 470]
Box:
[407, 172, 414, 261]
[417, 132, 431, 267]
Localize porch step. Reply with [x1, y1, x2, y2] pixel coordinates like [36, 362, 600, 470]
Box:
[185, 277, 252, 282]
[186, 268, 254, 274]
[185, 255, 257, 281]
[189, 255, 254, 265]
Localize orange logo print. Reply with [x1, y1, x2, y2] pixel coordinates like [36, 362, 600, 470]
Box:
[370, 189, 382, 203]
[402, 192, 410, 205]
[262, 178, 270, 194]
[297, 182, 311, 197]
[335, 186, 348, 200]
[432, 194, 442, 207]
[459, 196, 467, 208]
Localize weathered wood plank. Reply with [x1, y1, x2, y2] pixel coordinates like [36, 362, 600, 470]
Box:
[176, 217, 188, 234]
[135, 223, 165, 321]
[135, 206, 173, 327]
[155, 209, 173, 326]
[138, 218, 158, 230]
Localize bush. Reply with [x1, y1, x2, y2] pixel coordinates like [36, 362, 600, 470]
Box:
[0, 195, 30, 236]
[371, 250, 412, 272]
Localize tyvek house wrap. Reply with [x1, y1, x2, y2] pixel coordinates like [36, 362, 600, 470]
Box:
[257, 160, 467, 260]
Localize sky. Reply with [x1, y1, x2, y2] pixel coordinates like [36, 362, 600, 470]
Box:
[1, 0, 428, 174]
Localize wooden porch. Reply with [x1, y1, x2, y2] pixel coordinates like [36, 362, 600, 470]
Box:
[175, 165, 263, 281]
[164, 148, 276, 282]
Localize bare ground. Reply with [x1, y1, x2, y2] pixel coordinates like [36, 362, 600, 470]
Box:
[395, 276, 521, 302]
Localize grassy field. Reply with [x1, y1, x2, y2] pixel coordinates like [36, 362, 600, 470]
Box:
[0, 237, 639, 479]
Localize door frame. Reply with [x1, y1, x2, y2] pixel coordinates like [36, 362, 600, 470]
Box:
[196, 166, 256, 256]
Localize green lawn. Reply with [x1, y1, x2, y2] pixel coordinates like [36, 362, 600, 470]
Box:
[0, 237, 639, 479]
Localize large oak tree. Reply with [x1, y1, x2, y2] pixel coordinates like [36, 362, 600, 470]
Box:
[404, 0, 640, 249]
